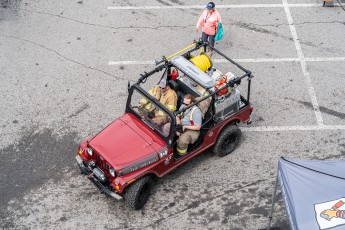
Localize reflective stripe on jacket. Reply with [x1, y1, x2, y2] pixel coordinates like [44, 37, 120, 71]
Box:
[196, 9, 222, 36]
[188, 106, 199, 126]
[181, 105, 202, 126]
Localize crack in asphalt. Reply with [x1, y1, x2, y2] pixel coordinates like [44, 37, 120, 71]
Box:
[21, 8, 117, 29]
[229, 20, 345, 53]
[295, 21, 345, 26]
[20, 9, 193, 31]
[68, 103, 90, 118]
[155, 0, 186, 6]
[21, 7, 345, 31]
[156, 0, 172, 6]
[143, 179, 268, 228]
[241, 22, 344, 30]
[229, 21, 295, 43]
[229, 20, 345, 34]
[22, 8, 344, 38]
[234, 20, 345, 28]
[0, 34, 126, 80]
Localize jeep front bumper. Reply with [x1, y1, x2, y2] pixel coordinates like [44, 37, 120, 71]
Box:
[75, 155, 122, 200]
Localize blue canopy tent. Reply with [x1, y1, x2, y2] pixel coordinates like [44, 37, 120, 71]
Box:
[268, 157, 345, 230]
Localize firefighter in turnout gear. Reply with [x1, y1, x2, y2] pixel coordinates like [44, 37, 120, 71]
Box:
[176, 94, 203, 156]
[150, 79, 177, 126]
[139, 79, 177, 123]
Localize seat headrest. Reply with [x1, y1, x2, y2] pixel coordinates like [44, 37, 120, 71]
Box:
[168, 80, 179, 92]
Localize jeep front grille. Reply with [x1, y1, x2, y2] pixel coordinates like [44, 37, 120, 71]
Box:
[95, 153, 110, 173]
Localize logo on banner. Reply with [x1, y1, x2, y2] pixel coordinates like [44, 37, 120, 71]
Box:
[314, 198, 345, 230]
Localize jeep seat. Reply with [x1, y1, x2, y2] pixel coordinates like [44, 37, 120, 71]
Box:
[168, 80, 179, 92]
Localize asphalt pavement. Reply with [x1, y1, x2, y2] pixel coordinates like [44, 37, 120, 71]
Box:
[1, 0, 345, 229]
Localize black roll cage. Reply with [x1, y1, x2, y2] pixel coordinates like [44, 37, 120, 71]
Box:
[126, 41, 253, 147]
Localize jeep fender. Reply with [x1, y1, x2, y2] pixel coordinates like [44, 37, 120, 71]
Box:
[120, 171, 159, 193]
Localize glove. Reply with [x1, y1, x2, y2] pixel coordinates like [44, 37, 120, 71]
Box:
[148, 111, 155, 119]
[176, 124, 183, 133]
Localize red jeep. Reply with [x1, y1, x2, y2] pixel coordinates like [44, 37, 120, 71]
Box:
[76, 41, 254, 209]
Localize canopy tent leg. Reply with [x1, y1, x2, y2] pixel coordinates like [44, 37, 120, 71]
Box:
[267, 174, 279, 230]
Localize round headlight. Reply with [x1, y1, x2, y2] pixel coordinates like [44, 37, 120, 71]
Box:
[109, 168, 115, 177]
[87, 147, 93, 156]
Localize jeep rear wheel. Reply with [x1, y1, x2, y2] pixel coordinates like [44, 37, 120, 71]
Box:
[124, 176, 153, 210]
[213, 125, 241, 157]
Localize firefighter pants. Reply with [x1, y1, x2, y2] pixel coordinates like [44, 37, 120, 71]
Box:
[177, 130, 200, 155]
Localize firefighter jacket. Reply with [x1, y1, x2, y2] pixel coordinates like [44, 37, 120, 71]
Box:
[159, 87, 177, 112]
[148, 85, 161, 100]
[196, 9, 222, 36]
[148, 86, 177, 116]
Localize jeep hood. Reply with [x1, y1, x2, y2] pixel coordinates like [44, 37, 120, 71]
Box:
[89, 113, 165, 169]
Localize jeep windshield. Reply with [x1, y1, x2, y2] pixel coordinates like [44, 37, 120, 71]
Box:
[126, 85, 174, 144]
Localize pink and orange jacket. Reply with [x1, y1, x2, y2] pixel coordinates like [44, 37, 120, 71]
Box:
[196, 9, 222, 36]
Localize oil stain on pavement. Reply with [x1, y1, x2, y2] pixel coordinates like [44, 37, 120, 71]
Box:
[0, 128, 79, 222]
[298, 100, 345, 120]
[286, 97, 345, 120]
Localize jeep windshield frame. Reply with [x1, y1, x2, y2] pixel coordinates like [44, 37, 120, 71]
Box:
[126, 84, 176, 147]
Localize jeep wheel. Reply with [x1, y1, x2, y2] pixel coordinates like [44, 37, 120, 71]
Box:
[124, 176, 153, 210]
[213, 125, 241, 157]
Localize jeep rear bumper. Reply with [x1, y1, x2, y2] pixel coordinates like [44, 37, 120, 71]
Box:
[75, 155, 122, 200]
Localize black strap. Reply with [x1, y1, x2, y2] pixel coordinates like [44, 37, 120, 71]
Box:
[204, 11, 213, 23]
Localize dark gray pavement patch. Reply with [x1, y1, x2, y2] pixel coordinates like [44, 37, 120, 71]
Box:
[285, 97, 345, 120]
[1, 0, 21, 8]
[0, 128, 78, 221]
[298, 100, 345, 119]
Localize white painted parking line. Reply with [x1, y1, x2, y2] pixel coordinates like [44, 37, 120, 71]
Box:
[108, 57, 345, 66]
[305, 57, 345, 62]
[282, 0, 324, 126]
[241, 125, 345, 132]
[108, 3, 330, 10]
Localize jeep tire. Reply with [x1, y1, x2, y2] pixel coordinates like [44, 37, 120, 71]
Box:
[213, 125, 241, 157]
[124, 176, 153, 210]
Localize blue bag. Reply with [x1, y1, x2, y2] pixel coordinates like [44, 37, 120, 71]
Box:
[215, 22, 224, 41]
